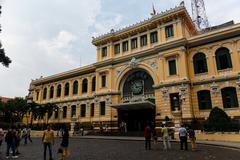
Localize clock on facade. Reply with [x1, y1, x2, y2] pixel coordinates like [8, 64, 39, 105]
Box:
[131, 80, 143, 95]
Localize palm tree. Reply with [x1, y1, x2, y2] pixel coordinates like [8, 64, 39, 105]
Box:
[28, 102, 40, 127]
[44, 103, 58, 124]
[0, 5, 11, 67]
[0, 46, 11, 67]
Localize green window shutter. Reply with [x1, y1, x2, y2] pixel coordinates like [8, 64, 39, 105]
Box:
[227, 54, 232, 68]
[216, 54, 221, 70]
[168, 60, 177, 75]
[100, 102, 105, 116]
[221, 87, 239, 108]
[197, 90, 212, 110]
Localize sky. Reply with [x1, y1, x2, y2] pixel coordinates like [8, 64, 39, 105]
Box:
[0, 0, 240, 98]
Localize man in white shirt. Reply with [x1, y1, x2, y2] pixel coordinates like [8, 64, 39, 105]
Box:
[178, 125, 188, 150]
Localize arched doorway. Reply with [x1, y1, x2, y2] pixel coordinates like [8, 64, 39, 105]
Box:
[113, 70, 156, 132]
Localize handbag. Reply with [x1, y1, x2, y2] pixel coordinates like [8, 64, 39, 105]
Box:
[57, 147, 63, 154]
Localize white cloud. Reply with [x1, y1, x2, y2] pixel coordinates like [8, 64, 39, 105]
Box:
[92, 14, 123, 37]
[0, 0, 102, 97]
[37, 31, 77, 55]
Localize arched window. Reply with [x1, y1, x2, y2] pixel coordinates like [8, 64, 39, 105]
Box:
[92, 77, 96, 92]
[43, 88, 47, 100]
[193, 53, 208, 74]
[80, 104, 86, 117]
[197, 90, 212, 110]
[50, 86, 54, 99]
[73, 81, 78, 95]
[71, 105, 76, 117]
[215, 47, 232, 70]
[63, 106, 67, 118]
[64, 83, 69, 96]
[57, 84, 62, 97]
[221, 87, 239, 108]
[82, 79, 88, 93]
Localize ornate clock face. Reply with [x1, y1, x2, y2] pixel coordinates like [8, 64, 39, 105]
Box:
[131, 80, 143, 95]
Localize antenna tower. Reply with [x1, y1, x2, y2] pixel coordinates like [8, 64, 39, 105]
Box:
[191, 0, 210, 30]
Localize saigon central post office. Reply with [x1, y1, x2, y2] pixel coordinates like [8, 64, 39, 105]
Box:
[28, 4, 240, 132]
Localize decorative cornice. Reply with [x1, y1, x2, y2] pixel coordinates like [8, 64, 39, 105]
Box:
[192, 75, 239, 86]
[154, 80, 190, 89]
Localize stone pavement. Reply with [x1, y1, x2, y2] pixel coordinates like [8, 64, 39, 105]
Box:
[77, 135, 240, 149]
[0, 137, 239, 160]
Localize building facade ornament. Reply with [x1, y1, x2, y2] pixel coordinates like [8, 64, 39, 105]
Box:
[210, 82, 219, 95]
[147, 59, 158, 70]
[161, 87, 168, 100]
[128, 57, 139, 68]
[115, 67, 124, 79]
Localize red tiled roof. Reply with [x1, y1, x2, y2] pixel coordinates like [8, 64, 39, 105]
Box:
[0, 97, 12, 103]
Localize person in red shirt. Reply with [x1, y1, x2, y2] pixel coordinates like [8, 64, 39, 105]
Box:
[144, 124, 152, 150]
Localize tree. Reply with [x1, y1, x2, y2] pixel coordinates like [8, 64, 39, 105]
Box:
[0, 46, 11, 67]
[205, 107, 231, 131]
[28, 102, 40, 127]
[2, 98, 29, 124]
[0, 6, 11, 67]
[44, 103, 58, 124]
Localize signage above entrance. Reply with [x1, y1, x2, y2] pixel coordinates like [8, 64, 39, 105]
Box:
[111, 101, 155, 110]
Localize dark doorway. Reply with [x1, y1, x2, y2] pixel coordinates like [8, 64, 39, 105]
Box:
[118, 108, 155, 132]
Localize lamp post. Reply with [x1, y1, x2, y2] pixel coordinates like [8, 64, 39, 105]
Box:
[106, 95, 112, 133]
[93, 95, 98, 130]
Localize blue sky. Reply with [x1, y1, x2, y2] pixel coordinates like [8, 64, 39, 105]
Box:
[0, 0, 240, 97]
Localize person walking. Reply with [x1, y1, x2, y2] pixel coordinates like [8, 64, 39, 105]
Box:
[5, 127, 18, 159]
[27, 127, 33, 143]
[0, 128, 4, 152]
[144, 124, 152, 150]
[162, 124, 171, 150]
[42, 125, 55, 160]
[22, 128, 27, 145]
[179, 125, 188, 151]
[15, 125, 21, 155]
[188, 127, 197, 151]
[60, 128, 69, 160]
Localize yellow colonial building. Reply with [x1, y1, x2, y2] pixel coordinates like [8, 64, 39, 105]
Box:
[28, 4, 240, 131]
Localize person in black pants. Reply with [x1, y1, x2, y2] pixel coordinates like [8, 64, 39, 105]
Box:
[144, 124, 152, 150]
[179, 125, 188, 150]
[60, 128, 69, 160]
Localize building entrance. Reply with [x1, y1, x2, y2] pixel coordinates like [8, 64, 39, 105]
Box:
[118, 108, 155, 131]
[114, 69, 156, 132]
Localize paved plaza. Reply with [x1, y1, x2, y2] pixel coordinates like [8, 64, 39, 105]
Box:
[0, 138, 240, 160]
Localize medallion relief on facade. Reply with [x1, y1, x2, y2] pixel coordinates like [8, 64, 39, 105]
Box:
[115, 66, 124, 80]
[128, 57, 139, 68]
[147, 59, 158, 70]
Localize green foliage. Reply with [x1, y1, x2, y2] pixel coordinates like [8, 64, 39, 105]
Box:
[0, 97, 28, 123]
[0, 98, 60, 127]
[205, 107, 240, 132]
[0, 23, 11, 67]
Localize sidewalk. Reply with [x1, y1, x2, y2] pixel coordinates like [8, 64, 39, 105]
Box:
[75, 135, 240, 150]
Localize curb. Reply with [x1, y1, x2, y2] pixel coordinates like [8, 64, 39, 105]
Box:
[71, 136, 240, 150]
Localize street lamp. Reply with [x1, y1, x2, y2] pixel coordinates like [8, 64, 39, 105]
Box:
[93, 95, 98, 104]
[106, 94, 112, 133]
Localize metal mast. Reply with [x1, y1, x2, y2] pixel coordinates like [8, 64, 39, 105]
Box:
[191, 0, 210, 30]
